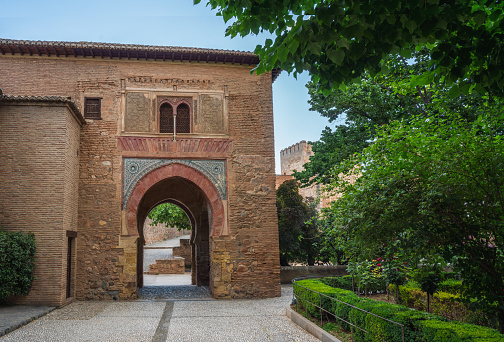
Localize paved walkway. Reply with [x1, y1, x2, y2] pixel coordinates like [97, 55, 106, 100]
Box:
[144, 273, 192, 286]
[0, 285, 319, 342]
[0, 305, 55, 337]
[143, 235, 190, 273]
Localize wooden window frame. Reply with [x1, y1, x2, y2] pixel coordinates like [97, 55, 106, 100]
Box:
[159, 102, 174, 133]
[84, 97, 102, 120]
[176, 103, 191, 134]
[158, 99, 193, 134]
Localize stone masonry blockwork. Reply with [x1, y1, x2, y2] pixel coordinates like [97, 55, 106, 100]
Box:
[0, 40, 281, 304]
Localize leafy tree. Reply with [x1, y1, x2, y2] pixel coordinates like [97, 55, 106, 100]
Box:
[317, 207, 349, 265]
[196, 0, 504, 95]
[0, 230, 36, 301]
[147, 203, 191, 230]
[299, 197, 320, 266]
[382, 259, 408, 304]
[294, 51, 484, 186]
[411, 259, 444, 313]
[324, 110, 504, 332]
[347, 260, 383, 296]
[276, 180, 319, 266]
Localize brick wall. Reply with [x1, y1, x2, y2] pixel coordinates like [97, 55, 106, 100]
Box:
[0, 52, 281, 300]
[148, 258, 185, 275]
[173, 238, 191, 267]
[0, 102, 81, 306]
[143, 218, 190, 245]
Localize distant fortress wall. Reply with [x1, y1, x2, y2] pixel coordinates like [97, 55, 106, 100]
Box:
[278, 140, 343, 210]
[278, 140, 319, 206]
[280, 140, 313, 176]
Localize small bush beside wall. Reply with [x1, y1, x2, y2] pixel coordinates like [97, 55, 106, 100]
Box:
[0, 230, 36, 301]
[293, 278, 504, 342]
[390, 282, 496, 329]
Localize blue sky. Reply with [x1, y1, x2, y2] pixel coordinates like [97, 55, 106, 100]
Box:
[0, 0, 330, 173]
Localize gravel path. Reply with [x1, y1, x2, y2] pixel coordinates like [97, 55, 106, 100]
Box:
[0, 285, 319, 342]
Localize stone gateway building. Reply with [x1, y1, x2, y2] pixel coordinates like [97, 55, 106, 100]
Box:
[0, 39, 281, 306]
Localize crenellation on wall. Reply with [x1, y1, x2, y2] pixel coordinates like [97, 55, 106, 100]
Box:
[278, 140, 343, 210]
[279, 140, 314, 176]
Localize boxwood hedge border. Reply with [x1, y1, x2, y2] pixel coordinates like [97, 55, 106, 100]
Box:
[292, 276, 503, 342]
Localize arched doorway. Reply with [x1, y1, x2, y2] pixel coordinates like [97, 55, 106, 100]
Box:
[142, 201, 194, 286]
[124, 162, 226, 293]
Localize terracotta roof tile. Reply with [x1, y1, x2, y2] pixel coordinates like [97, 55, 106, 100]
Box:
[0, 90, 85, 124]
[0, 38, 281, 81]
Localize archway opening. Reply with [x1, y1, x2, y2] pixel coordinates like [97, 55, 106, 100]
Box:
[143, 202, 192, 286]
[135, 176, 211, 289]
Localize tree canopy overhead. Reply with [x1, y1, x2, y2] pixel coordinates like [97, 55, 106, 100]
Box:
[294, 50, 486, 186]
[196, 0, 504, 95]
[147, 203, 191, 231]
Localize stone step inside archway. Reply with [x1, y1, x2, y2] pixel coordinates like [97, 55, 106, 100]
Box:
[143, 236, 192, 274]
[148, 257, 185, 275]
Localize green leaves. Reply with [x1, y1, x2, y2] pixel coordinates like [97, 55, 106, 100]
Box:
[0, 230, 36, 301]
[327, 49, 345, 65]
[147, 203, 191, 231]
[198, 0, 504, 96]
[323, 108, 504, 331]
[276, 180, 320, 266]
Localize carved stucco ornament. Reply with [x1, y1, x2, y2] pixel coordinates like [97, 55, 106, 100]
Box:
[122, 158, 226, 208]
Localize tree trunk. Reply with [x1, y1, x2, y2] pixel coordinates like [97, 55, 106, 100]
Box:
[427, 294, 430, 313]
[499, 302, 504, 334]
[280, 254, 289, 266]
[395, 285, 400, 304]
[307, 256, 315, 266]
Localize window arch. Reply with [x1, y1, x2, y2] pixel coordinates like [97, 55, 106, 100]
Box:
[176, 103, 190, 133]
[159, 103, 174, 133]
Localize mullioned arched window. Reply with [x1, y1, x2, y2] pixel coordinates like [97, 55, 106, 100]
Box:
[159, 103, 174, 133]
[176, 103, 190, 133]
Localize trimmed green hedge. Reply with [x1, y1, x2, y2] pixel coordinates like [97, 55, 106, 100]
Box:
[293, 278, 504, 342]
[0, 230, 36, 301]
[320, 275, 387, 294]
[390, 282, 496, 329]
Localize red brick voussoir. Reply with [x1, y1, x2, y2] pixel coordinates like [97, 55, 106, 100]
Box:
[125, 162, 225, 237]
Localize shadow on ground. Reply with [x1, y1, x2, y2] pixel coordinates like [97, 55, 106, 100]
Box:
[137, 285, 212, 300]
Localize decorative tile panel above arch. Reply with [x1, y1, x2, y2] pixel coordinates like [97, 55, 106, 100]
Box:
[123, 158, 226, 209]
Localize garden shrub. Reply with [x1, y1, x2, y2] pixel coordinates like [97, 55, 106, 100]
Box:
[390, 283, 495, 328]
[294, 278, 504, 342]
[417, 320, 504, 341]
[331, 291, 363, 330]
[321, 275, 387, 294]
[321, 275, 354, 291]
[439, 279, 463, 294]
[349, 297, 377, 341]
[365, 302, 416, 342]
[0, 230, 36, 301]
[389, 283, 426, 309]
[294, 279, 344, 318]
